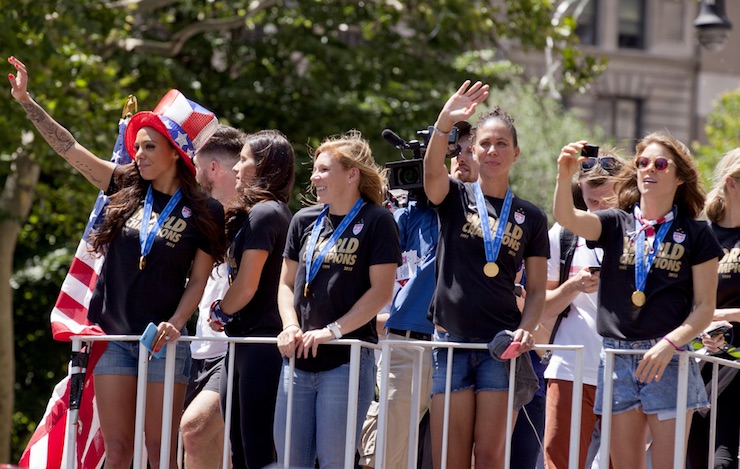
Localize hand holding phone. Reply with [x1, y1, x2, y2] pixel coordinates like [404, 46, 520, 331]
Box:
[705, 324, 730, 337]
[140, 322, 167, 360]
[588, 266, 601, 274]
[501, 341, 521, 359]
[581, 144, 600, 158]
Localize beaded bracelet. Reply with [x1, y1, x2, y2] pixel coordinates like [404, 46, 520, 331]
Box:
[283, 324, 300, 331]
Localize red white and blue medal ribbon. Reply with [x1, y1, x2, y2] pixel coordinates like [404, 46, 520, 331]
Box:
[632, 205, 675, 306]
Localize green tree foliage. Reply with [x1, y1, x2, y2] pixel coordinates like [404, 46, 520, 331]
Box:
[693, 88, 740, 187]
[5, 0, 604, 460]
[482, 80, 604, 222]
[2, 1, 133, 461]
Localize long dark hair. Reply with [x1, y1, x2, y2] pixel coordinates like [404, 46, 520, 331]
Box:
[225, 130, 295, 241]
[89, 157, 226, 262]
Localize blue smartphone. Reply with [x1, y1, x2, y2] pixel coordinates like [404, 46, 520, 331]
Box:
[140, 322, 167, 359]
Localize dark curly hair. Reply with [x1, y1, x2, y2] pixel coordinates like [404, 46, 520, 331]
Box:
[89, 156, 226, 263]
[471, 105, 518, 147]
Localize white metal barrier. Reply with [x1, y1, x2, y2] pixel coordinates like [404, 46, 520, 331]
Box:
[599, 348, 740, 469]
[64, 335, 738, 469]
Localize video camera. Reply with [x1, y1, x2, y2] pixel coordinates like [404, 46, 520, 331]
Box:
[383, 126, 462, 191]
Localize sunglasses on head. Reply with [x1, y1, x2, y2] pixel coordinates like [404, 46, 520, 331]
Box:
[580, 156, 619, 172]
[636, 156, 672, 171]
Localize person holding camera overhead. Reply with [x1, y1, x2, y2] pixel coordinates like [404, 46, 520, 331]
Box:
[274, 131, 401, 468]
[423, 81, 549, 468]
[553, 133, 722, 469]
[8, 56, 225, 468]
[686, 147, 740, 469]
[542, 145, 625, 469]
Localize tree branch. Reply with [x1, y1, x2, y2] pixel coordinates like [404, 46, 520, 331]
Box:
[1, 145, 40, 222]
[104, 0, 280, 57]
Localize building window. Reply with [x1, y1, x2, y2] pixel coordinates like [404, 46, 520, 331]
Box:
[594, 97, 643, 148]
[575, 0, 598, 46]
[618, 0, 646, 49]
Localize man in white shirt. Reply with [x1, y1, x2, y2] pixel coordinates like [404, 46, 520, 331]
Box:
[181, 125, 246, 469]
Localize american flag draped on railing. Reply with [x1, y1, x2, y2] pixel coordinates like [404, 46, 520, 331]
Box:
[19, 104, 135, 468]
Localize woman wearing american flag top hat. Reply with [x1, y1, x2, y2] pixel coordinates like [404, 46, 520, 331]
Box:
[8, 56, 225, 468]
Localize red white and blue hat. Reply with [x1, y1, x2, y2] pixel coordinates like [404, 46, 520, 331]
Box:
[124, 89, 219, 175]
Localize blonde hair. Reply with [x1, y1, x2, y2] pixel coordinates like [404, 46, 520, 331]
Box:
[705, 148, 740, 223]
[313, 130, 387, 206]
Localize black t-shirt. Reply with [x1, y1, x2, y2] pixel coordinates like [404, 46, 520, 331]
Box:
[711, 223, 740, 347]
[590, 208, 723, 340]
[284, 202, 401, 371]
[224, 200, 292, 337]
[88, 187, 224, 335]
[432, 179, 549, 340]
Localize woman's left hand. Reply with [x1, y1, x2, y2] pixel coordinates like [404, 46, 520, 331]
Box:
[635, 339, 675, 383]
[154, 321, 181, 353]
[298, 328, 335, 359]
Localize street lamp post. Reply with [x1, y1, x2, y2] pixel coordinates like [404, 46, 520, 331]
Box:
[690, 0, 734, 141]
[693, 0, 733, 52]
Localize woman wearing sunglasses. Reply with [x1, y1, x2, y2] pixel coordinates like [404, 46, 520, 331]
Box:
[553, 132, 723, 469]
[687, 147, 740, 469]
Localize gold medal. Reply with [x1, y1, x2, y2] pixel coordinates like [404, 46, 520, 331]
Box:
[139, 255, 146, 270]
[304, 283, 310, 297]
[631, 290, 646, 307]
[483, 262, 499, 278]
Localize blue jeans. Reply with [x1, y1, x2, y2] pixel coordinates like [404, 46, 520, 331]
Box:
[595, 337, 708, 416]
[273, 347, 375, 469]
[431, 331, 509, 394]
[94, 339, 191, 384]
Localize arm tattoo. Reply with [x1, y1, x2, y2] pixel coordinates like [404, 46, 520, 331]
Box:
[21, 100, 102, 184]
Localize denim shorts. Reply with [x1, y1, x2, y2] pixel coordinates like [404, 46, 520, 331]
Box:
[594, 337, 708, 418]
[95, 339, 191, 384]
[431, 331, 509, 395]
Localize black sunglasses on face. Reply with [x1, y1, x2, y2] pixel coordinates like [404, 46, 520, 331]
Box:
[580, 156, 618, 172]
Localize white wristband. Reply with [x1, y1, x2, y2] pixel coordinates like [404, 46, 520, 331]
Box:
[327, 321, 343, 339]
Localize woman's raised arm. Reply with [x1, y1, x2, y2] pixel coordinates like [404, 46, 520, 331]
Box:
[8, 56, 115, 190]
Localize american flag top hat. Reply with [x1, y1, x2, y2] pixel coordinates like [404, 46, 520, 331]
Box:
[124, 89, 219, 174]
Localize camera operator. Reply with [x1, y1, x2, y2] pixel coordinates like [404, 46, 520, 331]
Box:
[449, 121, 477, 183]
[358, 121, 473, 469]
